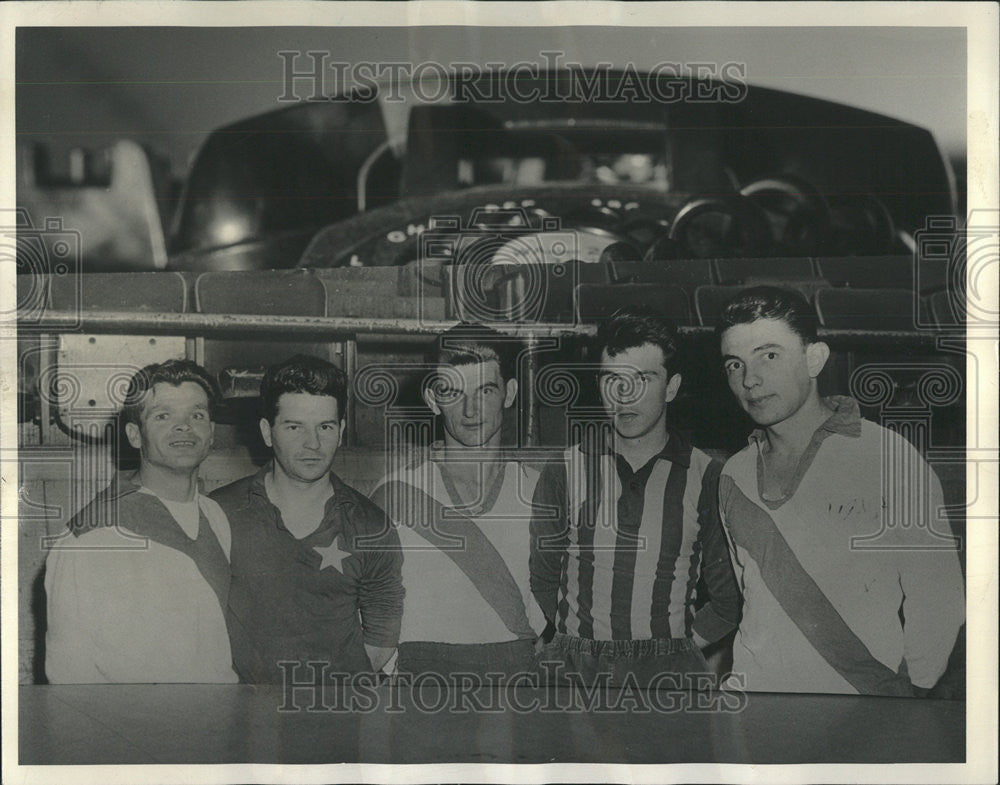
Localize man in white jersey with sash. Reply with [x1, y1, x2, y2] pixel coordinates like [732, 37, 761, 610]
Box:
[371, 323, 543, 680]
[716, 286, 965, 696]
[45, 360, 237, 683]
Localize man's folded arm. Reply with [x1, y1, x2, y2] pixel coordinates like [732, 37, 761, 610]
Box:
[692, 461, 742, 646]
[529, 460, 569, 626]
[357, 517, 405, 651]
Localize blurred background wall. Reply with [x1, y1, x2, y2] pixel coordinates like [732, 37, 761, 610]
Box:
[17, 25, 966, 182]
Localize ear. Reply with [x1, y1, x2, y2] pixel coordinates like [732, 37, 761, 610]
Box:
[422, 385, 442, 415]
[338, 419, 346, 449]
[259, 417, 273, 448]
[664, 373, 683, 404]
[503, 378, 518, 409]
[125, 421, 142, 450]
[806, 341, 830, 379]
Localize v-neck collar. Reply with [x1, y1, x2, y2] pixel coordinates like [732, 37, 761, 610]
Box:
[751, 395, 863, 510]
[248, 460, 357, 535]
[433, 450, 509, 518]
[580, 424, 694, 469]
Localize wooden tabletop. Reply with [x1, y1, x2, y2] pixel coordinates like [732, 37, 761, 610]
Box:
[18, 683, 964, 765]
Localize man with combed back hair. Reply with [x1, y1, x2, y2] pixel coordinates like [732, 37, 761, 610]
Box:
[211, 354, 404, 684]
[371, 323, 544, 680]
[45, 359, 237, 683]
[530, 308, 740, 690]
[716, 286, 965, 696]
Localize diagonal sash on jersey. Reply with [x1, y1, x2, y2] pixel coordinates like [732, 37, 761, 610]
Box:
[720, 475, 914, 696]
[372, 480, 535, 641]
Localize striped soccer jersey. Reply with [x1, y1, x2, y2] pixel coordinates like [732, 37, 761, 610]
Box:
[530, 428, 740, 643]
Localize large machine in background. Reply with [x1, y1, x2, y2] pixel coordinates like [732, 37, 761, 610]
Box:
[16, 69, 965, 444]
[13, 68, 970, 687]
[167, 72, 956, 271]
[16, 69, 967, 451]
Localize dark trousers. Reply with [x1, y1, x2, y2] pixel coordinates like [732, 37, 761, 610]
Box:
[535, 632, 714, 690]
[398, 639, 536, 682]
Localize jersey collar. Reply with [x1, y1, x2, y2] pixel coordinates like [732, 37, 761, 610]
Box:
[580, 423, 693, 468]
[748, 394, 863, 447]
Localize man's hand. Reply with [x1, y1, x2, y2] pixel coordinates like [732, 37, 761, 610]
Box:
[534, 618, 557, 653]
[692, 631, 710, 650]
[365, 644, 396, 673]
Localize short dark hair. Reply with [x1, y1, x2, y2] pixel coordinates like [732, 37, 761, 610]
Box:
[592, 307, 680, 373]
[260, 354, 348, 425]
[716, 285, 819, 344]
[122, 359, 219, 427]
[424, 323, 521, 383]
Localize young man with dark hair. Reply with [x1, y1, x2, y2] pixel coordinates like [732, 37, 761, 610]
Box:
[530, 308, 740, 689]
[45, 359, 238, 683]
[370, 323, 543, 680]
[211, 354, 404, 683]
[716, 286, 965, 695]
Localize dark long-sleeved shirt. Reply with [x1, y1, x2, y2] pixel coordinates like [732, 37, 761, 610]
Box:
[530, 428, 740, 643]
[211, 464, 404, 683]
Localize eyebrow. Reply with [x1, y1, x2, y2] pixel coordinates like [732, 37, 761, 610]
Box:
[596, 368, 659, 376]
[147, 402, 208, 412]
[722, 343, 787, 361]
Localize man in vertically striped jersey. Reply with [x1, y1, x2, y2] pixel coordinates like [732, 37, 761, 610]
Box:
[530, 308, 741, 689]
[716, 287, 964, 696]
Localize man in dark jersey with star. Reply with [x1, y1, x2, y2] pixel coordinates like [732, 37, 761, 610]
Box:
[212, 354, 404, 684]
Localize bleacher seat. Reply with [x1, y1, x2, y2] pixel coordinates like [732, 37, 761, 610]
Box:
[742, 277, 831, 303]
[815, 256, 923, 291]
[608, 258, 714, 289]
[195, 270, 326, 316]
[693, 285, 749, 327]
[713, 257, 817, 285]
[457, 260, 608, 323]
[50, 271, 188, 312]
[928, 289, 964, 328]
[815, 287, 917, 331]
[819, 256, 951, 294]
[575, 283, 693, 326]
[914, 257, 950, 293]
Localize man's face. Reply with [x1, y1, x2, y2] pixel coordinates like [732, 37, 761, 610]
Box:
[598, 343, 681, 441]
[260, 393, 343, 484]
[720, 317, 824, 427]
[125, 382, 214, 474]
[424, 360, 517, 448]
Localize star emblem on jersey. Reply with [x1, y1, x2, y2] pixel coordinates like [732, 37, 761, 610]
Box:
[314, 538, 350, 572]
